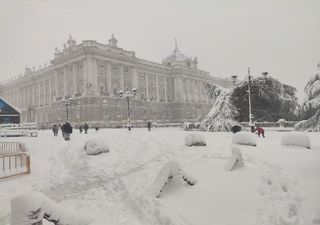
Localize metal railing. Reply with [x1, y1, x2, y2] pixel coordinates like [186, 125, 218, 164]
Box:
[0, 141, 30, 179]
[0, 153, 30, 179]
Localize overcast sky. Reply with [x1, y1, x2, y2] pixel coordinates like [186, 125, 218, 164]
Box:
[0, 0, 319, 101]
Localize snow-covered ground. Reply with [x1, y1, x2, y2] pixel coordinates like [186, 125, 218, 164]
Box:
[0, 128, 319, 225]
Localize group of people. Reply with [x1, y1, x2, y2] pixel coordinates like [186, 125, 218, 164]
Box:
[51, 122, 92, 141]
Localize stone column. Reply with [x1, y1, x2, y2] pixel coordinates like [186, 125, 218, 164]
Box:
[164, 77, 167, 102]
[145, 74, 149, 101]
[86, 57, 98, 96]
[156, 75, 159, 101]
[131, 66, 138, 90]
[73, 63, 77, 95]
[119, 64, 124, 91]
[106, 61, 112, 96]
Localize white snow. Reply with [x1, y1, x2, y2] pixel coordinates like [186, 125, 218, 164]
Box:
[11, 191, 90, 225]
[184, 132, 206, 146]
[281, 132, 311, 149]
[0, 128, 319, 225]
[232, 131, 257, 147]
[146, 161, 196, 198]
[225, 146, 245, 171]
[84, 139, 110, 155]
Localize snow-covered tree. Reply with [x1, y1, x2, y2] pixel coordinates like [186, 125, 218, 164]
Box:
[230, 76, 299, 122]
[301, 67, 320, 120]
[200, 83, 239, 132]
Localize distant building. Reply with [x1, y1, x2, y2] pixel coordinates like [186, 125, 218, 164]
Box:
[0, 35, 233, 126]
[0, 97, 20, 124]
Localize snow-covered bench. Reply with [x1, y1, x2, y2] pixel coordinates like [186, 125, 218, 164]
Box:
[281, 132, 311, 149]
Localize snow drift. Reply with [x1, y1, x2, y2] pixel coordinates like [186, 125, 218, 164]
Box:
[84, 139, 110, 155]
[225, 146, 245, 171]
[146, 161, 196, 198]
[11, 191, 90, 225]
[184, 133, 206, 146]
[281, 132, 311, 149]
[232, 132, 257, 147]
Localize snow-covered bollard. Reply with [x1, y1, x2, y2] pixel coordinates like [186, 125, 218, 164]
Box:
[281, 132, 311, 149]
[232, 131, 257, 147]
[146, 161, 197, 198]
[184, 133, 206, 147]
[225, 146, 245, 171]
[11, 192, 90, 225]
[84, 139, 110, 155]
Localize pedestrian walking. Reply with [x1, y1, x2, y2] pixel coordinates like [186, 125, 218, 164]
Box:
[254, 126, 265, 138]
[52, 124, 59, 136]
[79, 125, 83, 134]
[83, 122, 89, 134]
[62, 122, 73, 141]
[147, 120, 152, 131]
[95, 126, 99, 132]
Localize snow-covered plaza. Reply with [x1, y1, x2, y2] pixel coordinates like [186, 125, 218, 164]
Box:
[0, 128, 320, 225]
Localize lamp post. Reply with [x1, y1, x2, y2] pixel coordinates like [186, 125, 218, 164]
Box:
[62, 97, 73, 121]
[119, 88, 137, 131]
[247, 67, 254, 132]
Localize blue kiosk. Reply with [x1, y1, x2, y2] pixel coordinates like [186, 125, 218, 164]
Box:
[0, 98, 20, 124]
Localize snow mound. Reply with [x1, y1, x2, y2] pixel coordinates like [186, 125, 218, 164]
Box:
[146, 161, 197, 198]
[184, 133, 206, 146]
[281, 132, 311, 149]
[225, 146, 245, 171]
[11, 191, 90, 225]
[84, 139, 110, 155]
[295, 109, 320, 132]
[232, 132, 257, 147]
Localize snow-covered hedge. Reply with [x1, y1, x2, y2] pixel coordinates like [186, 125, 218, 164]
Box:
[281, 132, 311, 149]
[225, 146, 245, 171]
[146, 161, 196, 198]
[232, 132, 257, 147]
[84, 139, 110, 155]
[11, 191, 90, 225]
[184, 133, 206, 146]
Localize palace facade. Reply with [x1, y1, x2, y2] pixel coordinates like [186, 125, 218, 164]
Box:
[0, 35, 234, 126]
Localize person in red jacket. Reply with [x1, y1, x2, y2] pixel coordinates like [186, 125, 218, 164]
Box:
[255, 127, 265, 138]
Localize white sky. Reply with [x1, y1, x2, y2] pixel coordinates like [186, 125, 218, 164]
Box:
[0, 0, 319, 101]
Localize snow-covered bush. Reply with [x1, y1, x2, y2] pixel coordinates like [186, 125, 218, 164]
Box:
[184, 133, 206, 146]
[146, 161, 196, 198]
[84, 139, 110, 155]
[281, 132, 311, 149]
[11, 191, 90, 225]
[225, 146, 245, 171]
[232, 132, 257, 147]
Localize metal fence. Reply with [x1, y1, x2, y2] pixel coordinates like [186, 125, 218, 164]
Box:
[0, 142, 30, 179]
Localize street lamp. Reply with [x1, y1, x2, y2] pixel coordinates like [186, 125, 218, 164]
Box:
[247, 67, 254, 132]
[62, 97, 73, 121]
[119, 88, 137, 131]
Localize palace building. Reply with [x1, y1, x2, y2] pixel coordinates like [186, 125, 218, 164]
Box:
[0, 34, 234, 126]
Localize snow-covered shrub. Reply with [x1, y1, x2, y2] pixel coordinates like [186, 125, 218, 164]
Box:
[84, 139, 110, 155]
[232, 132, 257, 147]
[146, 161, 196, 198]
[11, 191, 90, 225]
[281, 132, 311, 149]
[225, 146, 245, 171]
[184, 133, 206, 146]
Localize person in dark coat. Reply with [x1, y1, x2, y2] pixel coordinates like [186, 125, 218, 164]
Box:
[147, 120, 152, 131]
[52, 124, 59, 136]
[83, 123, 89, 134]
[95, 126, 99, 132]
[62, 122, 73, 141]
[79, 125, 83, 134]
